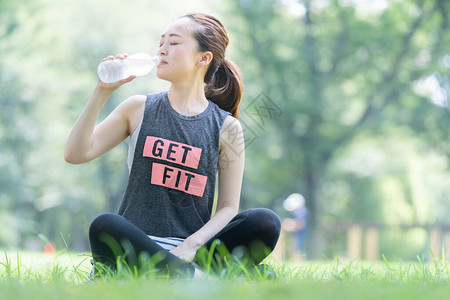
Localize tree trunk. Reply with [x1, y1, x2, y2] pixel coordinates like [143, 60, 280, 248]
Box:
[304, 161, 325, 259]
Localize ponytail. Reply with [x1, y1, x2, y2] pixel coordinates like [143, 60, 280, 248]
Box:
[181, 13, 243, 119]
[205, 58, 243, 119]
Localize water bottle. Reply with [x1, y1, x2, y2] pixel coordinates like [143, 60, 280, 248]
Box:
[97, 53, 161, 83]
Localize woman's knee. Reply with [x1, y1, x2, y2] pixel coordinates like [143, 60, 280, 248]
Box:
[245, 208, 281, 246]
[89, 213, 121, 238]
[247, 208, 281, 228]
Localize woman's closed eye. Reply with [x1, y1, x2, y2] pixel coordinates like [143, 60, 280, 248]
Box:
[159, 41, 179, 47]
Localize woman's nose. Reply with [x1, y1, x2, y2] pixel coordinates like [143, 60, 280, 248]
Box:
[158, 46, 167, 56]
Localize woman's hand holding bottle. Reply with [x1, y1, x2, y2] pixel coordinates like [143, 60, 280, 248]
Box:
[97, 53, 136, 92]
[97, 52, 161, 91]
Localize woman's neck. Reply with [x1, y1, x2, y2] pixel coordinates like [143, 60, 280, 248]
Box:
[167, 81, 209, 116]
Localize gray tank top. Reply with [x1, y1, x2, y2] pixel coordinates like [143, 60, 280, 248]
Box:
[118, 91, 230, 238]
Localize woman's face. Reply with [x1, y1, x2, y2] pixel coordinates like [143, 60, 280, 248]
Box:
[156, 18, 204, 83]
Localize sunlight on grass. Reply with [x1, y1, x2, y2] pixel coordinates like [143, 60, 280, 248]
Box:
[0, 250, 449, 300]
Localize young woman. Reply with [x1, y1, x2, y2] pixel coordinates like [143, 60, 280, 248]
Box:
[65, 13, 281, 277]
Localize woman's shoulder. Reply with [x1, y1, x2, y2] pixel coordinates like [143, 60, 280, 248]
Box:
[120, 91, 167, 115]
[219, 115, 245, 157]
[221, 115, 240, 129]
[117, 95, 147, 134]
[120, 94, 147, 108]
[220, 116, 243, 143]
[123, 91, 166, 106]
[117, 95, 147, 117]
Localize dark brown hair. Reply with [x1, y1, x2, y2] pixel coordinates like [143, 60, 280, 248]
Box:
[181, 13, 243, 119]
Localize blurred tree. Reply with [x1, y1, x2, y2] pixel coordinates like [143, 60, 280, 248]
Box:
[0, 0, 45, 248]
[1, 0, 449, 259]
[227, 0, 450, 258]
[0, 0, 131, 250]
[0, 0, 219, 251]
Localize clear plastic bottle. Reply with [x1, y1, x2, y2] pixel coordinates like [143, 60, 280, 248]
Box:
[97, 53, 161, 83]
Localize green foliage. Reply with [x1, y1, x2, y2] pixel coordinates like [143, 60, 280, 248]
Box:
[0, 0, 449, 261]
[224, 0, 450, 258]
[0, 0, 218, 251]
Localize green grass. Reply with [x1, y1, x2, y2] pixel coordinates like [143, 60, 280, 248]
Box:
[0, 250, 449, 300]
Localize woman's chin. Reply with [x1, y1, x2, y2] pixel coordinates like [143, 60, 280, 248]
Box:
[155, 71, 169, 81]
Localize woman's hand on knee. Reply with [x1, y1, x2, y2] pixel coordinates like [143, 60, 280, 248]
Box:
[169, 240, 199, 263]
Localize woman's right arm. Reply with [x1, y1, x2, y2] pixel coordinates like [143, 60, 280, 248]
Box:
[64, 55, 139, 164]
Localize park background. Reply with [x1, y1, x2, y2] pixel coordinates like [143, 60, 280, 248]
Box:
[0, 0, 449, 262]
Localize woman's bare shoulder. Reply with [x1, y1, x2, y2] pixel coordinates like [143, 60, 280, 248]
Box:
[117, 95, 147, 135]
[219, 115, 244, 152]
[122, 94, 147, 107]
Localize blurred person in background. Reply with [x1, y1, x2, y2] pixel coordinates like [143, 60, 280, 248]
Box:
[282, 193, 308, 259]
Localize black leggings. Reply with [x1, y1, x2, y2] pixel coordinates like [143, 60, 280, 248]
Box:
[89, 208, 281, 276]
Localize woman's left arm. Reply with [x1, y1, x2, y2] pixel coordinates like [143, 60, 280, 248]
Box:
[170, 116, 244, 262]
